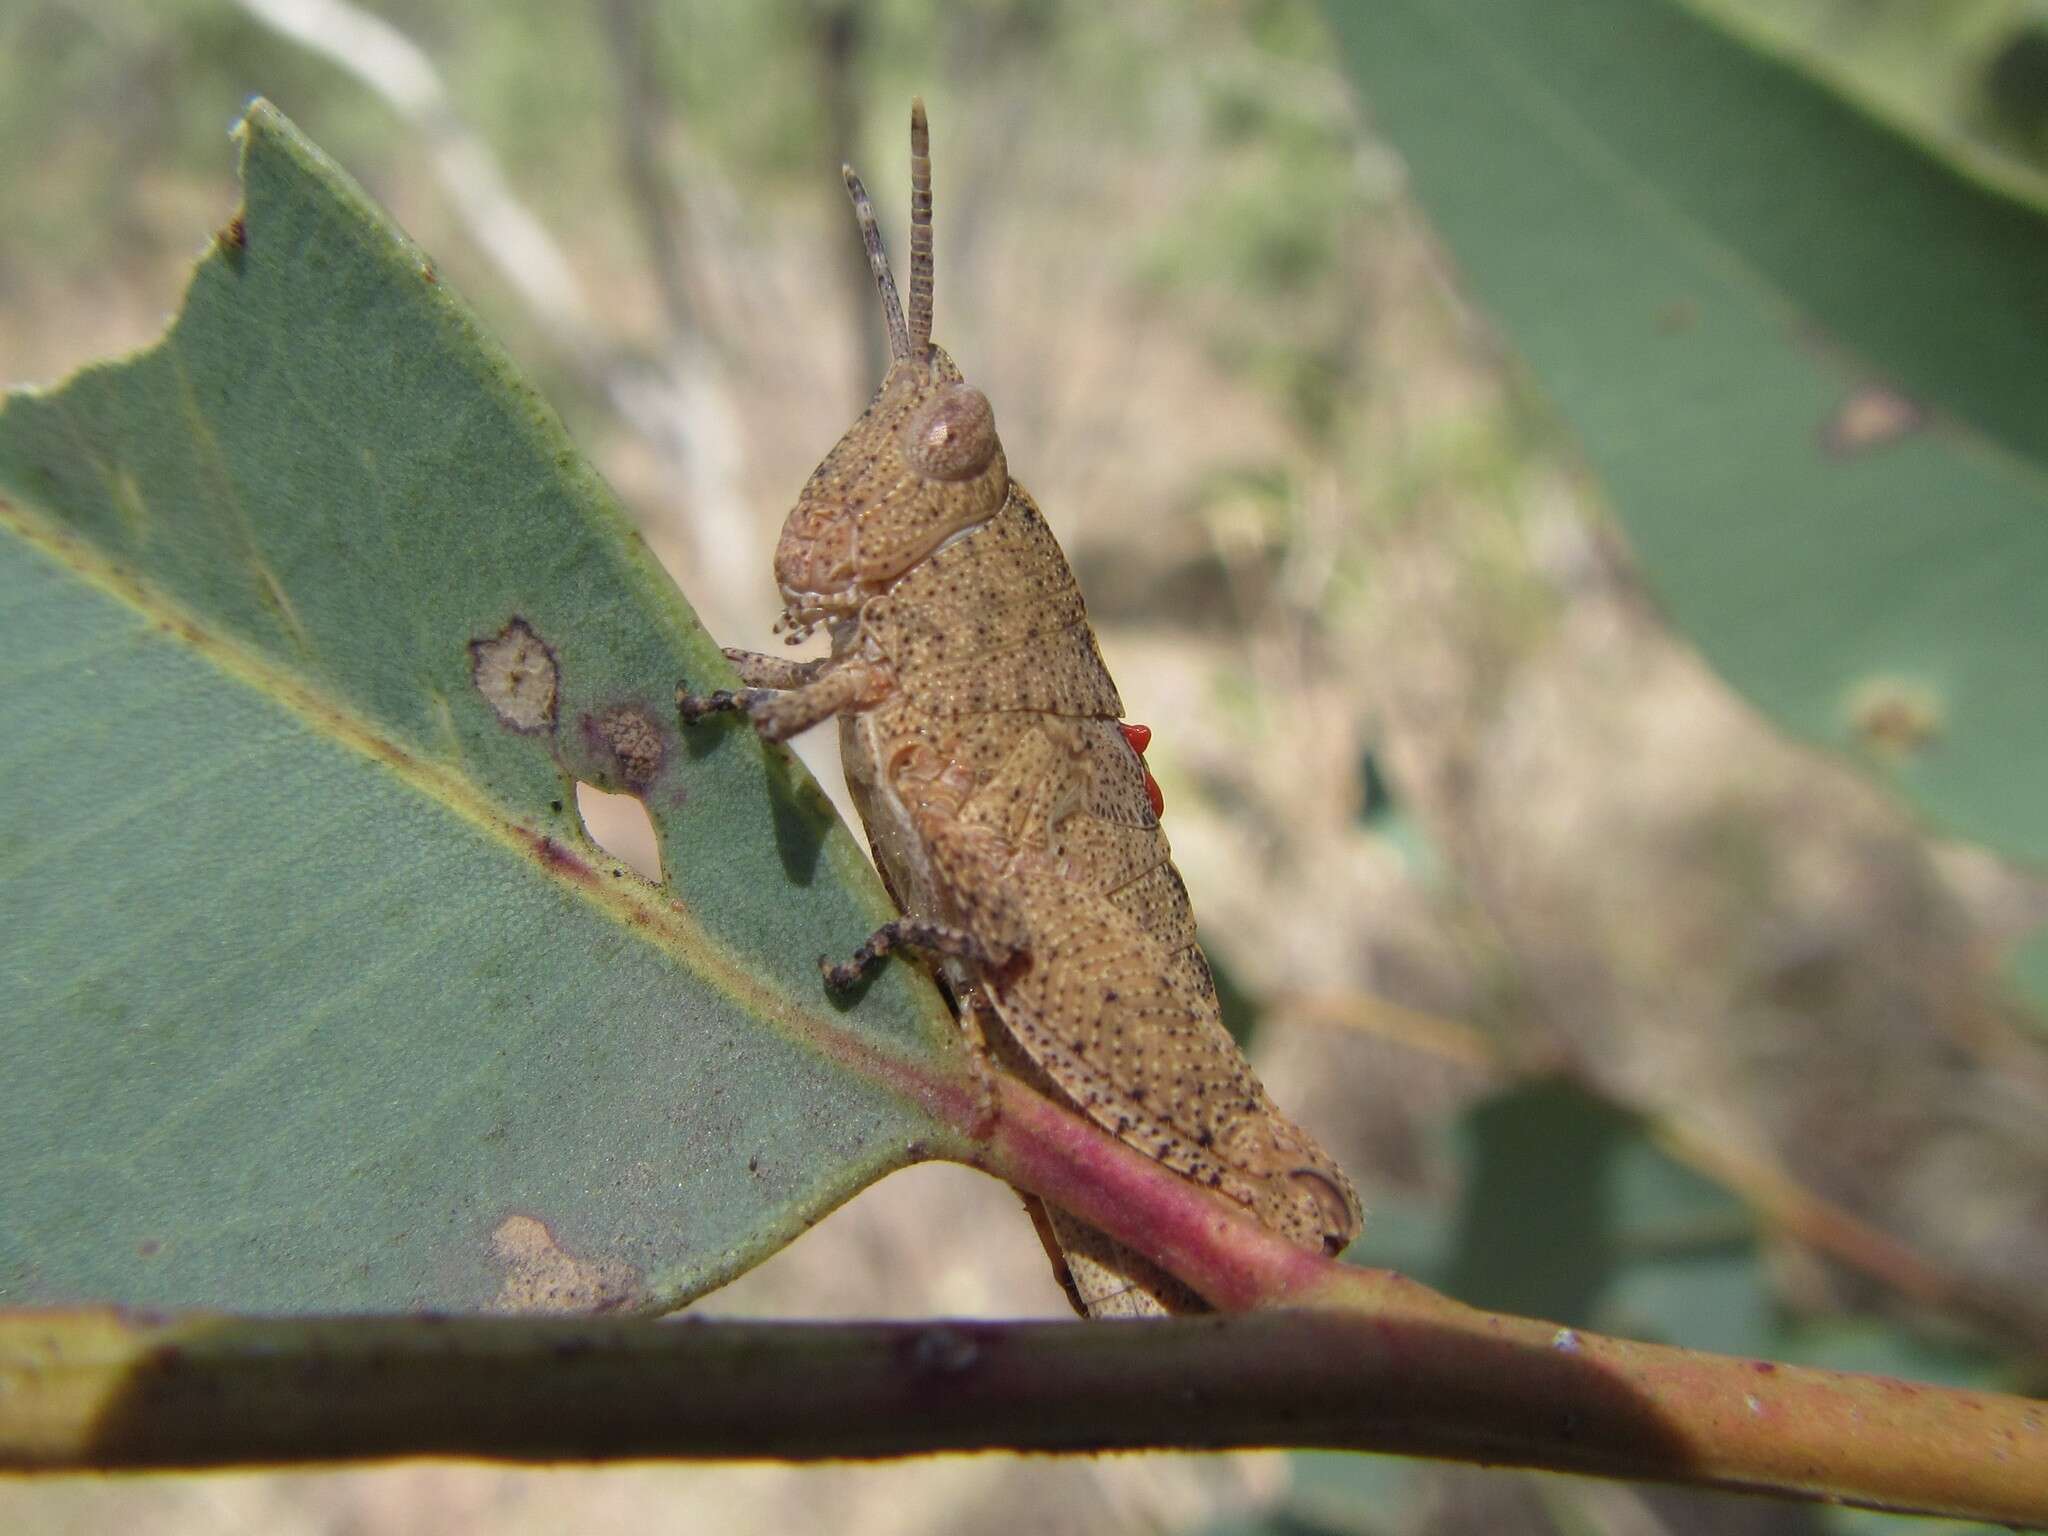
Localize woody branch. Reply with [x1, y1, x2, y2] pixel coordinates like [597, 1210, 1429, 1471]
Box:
[1, 1299, 2041, 1524]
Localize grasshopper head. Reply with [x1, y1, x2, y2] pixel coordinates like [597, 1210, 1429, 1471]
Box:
[774, 99, 1012, 633]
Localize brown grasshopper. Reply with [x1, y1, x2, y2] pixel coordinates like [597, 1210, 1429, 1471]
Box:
[679, 100, 1361, 1315]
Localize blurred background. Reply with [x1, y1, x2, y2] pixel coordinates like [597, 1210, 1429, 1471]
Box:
[3, 0, 2045, 1531]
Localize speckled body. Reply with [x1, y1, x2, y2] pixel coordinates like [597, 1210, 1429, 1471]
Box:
[683, 103, 1360, 1315]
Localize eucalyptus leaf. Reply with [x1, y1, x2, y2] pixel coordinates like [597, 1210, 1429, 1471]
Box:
[1327, 0, 2048, 885]
[0, 101, 963, 1314]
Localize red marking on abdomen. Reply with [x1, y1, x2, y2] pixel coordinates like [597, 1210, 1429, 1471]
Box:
[1119, 721, 1163, 818]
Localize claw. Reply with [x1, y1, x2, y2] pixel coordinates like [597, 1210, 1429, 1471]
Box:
[821, 952, 866, 992]
[677, 685, 772, 727]
[675, 685, 741, 724]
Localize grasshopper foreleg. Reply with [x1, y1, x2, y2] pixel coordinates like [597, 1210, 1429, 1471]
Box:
[677, 657, 890, 742]
[720, 649, 830, 690]
[674, 685, 771, 723]
[820, 916, 1007, 991]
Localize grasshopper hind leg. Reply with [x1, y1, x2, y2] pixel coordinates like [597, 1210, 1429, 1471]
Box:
[980, 1001, 1203, 1317]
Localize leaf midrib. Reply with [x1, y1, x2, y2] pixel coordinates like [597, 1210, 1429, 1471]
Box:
[0, 489, 967, 1124]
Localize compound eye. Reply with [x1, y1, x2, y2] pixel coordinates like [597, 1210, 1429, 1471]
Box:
[904, 384, 998, 482]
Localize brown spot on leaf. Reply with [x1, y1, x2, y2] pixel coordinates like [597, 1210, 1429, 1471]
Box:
[1821, 386, 1924, 456]
[487, 1213, 642, 1313]
[216, 215, 248, 275]
[470, 618, 559, 734]
[591, 705, 666, 790]
[1847, 676, 1943, 758]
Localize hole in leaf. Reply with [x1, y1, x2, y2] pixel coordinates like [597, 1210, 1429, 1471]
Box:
[574, 782, 662, 883]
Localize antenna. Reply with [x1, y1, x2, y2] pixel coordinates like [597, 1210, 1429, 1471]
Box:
[908, 97, 933, 355]
[843, 165, 911, 364]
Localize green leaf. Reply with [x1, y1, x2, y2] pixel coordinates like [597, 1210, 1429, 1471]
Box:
[1672, 0, 2048, 218]
[1325, 0, 2048, 881]
[0, 101, 964, 1314]
[1441, 1082, 1641, 1327]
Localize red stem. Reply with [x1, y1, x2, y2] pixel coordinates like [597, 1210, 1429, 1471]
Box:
[950, 1071, 2048, 1519]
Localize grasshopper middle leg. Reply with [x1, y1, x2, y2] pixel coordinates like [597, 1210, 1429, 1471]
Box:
[821, 916, 1005, 990]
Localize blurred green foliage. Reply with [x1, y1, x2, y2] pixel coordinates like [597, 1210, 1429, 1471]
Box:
[1685, 0, 2048, 205]
[1330, 0, 2048, 1018]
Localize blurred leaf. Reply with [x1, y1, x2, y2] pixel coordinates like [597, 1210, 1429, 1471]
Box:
[1677, 0, 2048, 210]
[1436, 1081, 2018, 1366]
[1983, 21, 2048, 162]
[1325, 0, 2048, 893]
[1353, 747, 1393, 826]
[1598, 1248, 1776, 1362]
[1819, 1513, 2001, 1536]
[0, 102, 960, 1313]
[1339, 1188, 1457, 1285]
[2006, 928, 2048, 1030]
[1277, 1450, 1420, 1536]
[1772, 1316, 2021, 1395]
[1443, 1080, 1753, 1337]
[1443, 1082, 1651, 1325]
[1206, 946, 1263, 1051]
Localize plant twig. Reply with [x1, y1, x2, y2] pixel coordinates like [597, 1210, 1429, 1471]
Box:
[2, 1304, 2041, 1523]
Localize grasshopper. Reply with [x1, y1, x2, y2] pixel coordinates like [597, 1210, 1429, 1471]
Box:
[679, 100, 1361, 1315]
